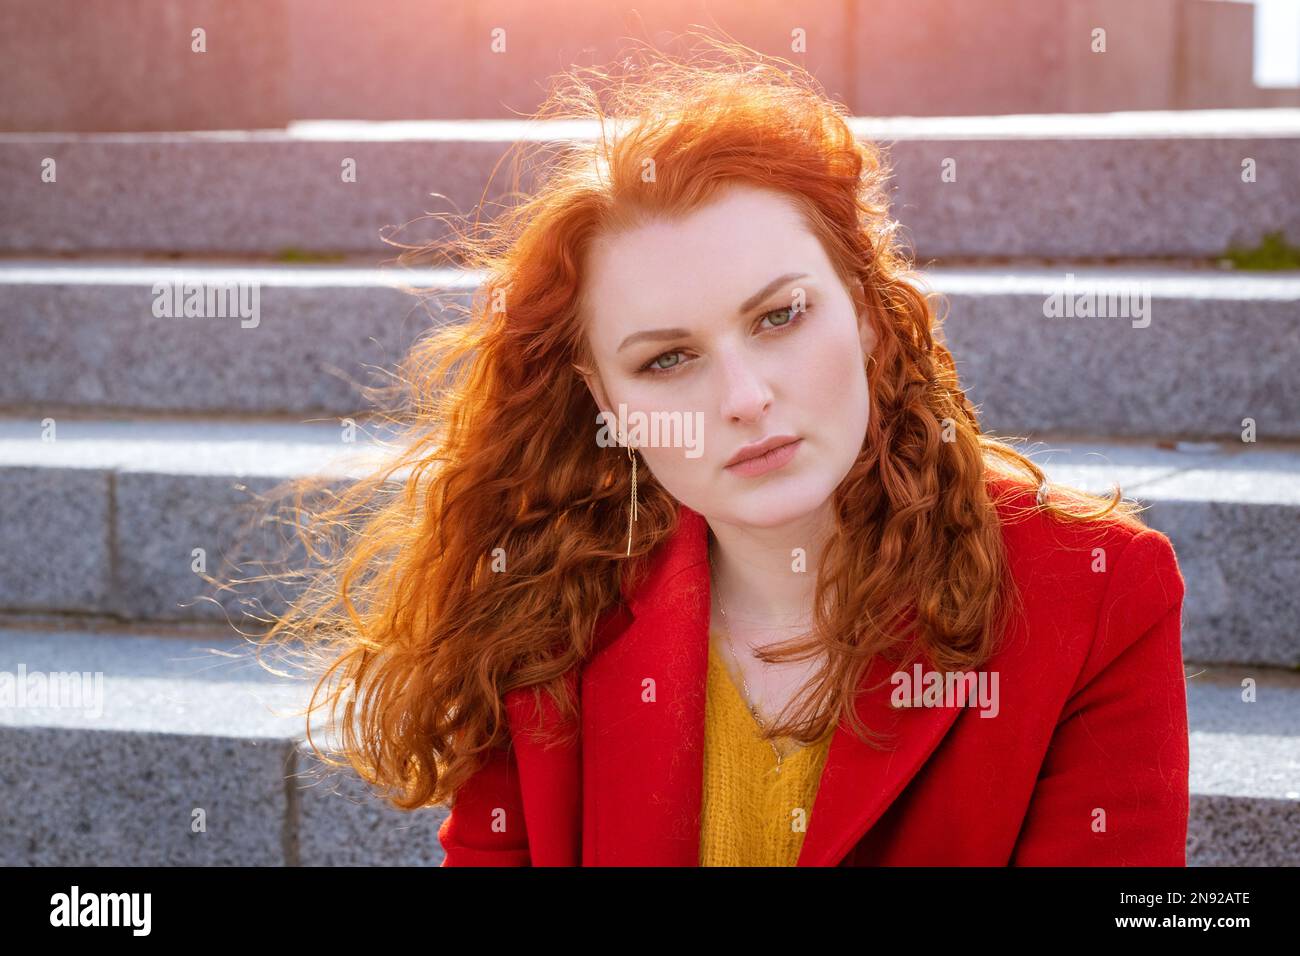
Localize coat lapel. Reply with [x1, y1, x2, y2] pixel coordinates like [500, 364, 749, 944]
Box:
[579, 502, 965, 866]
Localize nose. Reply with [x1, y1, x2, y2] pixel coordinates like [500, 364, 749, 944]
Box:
[716, 348, 773, 423]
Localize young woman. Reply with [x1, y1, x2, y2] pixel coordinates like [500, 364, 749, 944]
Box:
[256, 40, 1189, 867]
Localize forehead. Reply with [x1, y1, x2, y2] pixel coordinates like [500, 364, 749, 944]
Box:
[581, 184, 828, 350]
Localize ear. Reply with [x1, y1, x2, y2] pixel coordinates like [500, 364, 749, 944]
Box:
[849, 277, 874, 353]
[575, 362, 614, 422]
[859, 319, 875, 358]
[856, 302, 877, 359]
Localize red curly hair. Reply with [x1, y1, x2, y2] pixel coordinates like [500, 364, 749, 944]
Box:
[237, 34, 1149, 813]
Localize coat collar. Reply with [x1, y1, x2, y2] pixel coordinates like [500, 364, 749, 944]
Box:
[572, 501, 966, 866]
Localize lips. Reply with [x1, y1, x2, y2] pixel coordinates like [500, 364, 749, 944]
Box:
[725, 434, 800, 468]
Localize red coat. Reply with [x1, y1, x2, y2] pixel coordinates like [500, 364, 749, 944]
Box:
[438, 477, 1189, 866]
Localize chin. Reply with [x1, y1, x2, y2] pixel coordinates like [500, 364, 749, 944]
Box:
[718, 481, 830, 528]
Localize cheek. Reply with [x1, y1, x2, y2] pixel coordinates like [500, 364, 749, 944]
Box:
[804, 318, 869, 398]
[637, 445, 708, 503]
[603, 396, 707, 471]
[803, 321, 872, 453]
[614, 391, 698, 440]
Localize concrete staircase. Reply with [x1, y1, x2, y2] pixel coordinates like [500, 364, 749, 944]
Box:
[1, 114, 1297, 866]
[5, 0, 1296, 132]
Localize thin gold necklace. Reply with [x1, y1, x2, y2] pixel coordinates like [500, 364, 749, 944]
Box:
[709, 551, 789, 774]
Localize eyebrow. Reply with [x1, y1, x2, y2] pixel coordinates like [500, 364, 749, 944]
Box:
[615, 272, 810, 354]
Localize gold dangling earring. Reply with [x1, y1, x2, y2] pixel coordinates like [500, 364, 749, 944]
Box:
[626, 444, 638, 557]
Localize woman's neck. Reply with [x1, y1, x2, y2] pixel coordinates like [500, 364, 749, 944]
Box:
[706, 502, 835, 645]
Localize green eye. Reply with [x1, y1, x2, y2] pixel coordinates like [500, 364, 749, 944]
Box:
[650, 353, 683, 371]
[637, 304, 812, 377]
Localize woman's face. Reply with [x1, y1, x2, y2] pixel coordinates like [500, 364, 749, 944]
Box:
[578, 181, 875, 531]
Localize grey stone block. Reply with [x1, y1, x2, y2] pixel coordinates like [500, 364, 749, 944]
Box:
[0, 624, 451, 865]
[1186, 669, 1300, 865]
[0, 725, 297, 865]
[0, 261, 475, 416]
[1147, 500, 1300, 669]
[881, 133, 1300, 260]
[0, 626, 310, 865]
[935, 267, 1300, 442]
[0, 416, 389, 624]
[295, 741, 448, 866]
[1189, 793, 1300, 866]
[0, 465, 111, 613]
[3, 114, 1297, 258]
[112, 471, 303, 625]
[0, 134, 512, 256]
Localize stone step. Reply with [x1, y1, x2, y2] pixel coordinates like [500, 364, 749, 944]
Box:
[0, 624, 1293, 865]
[0, 415, 1294, 667]
[1183, 667, 1300, 867]
[2, 112, 1298, 258]
[2, 260, 1296, 441]
[0, 623, 441, 865]
[0, 415, 390, 628]
[0, 259, 474, 418]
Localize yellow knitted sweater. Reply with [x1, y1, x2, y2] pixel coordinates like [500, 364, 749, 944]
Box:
[699, 628, 835, 866]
